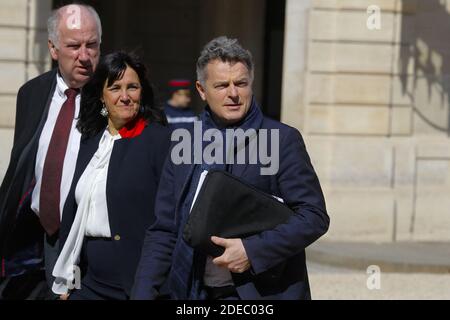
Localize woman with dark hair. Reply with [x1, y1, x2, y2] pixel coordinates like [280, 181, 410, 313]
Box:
[51, 52, 170, 300]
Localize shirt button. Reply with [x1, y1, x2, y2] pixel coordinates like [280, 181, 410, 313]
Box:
[114, 235, 121, 241]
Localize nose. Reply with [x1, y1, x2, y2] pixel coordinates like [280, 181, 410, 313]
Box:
[120, 90, 131, 103]
[79, 46, 89, 62]
[227, 84, 240, 104]
[228, 83, 238, 98]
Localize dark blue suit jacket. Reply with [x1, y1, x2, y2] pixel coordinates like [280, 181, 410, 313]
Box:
[132, 115, 329, 300]
[60, 122, 171, 296]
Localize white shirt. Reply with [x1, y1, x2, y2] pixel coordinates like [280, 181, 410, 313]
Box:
[204, 256, 234, 287]
[52, 129, 121, 295]
[31, 73, 82, 218]
[75, 129, 121, 237]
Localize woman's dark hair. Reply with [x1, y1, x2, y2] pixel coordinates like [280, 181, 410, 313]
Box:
[77, 51, 167, 137]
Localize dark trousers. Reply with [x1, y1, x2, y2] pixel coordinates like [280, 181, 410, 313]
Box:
[68, 275, 128, 300]
[0, 232, 59, 300]
[68, 237, 128, 300]
[0, 271, 47, 300]
[44, 232, 60, 299]
[205, 285, 240, 300]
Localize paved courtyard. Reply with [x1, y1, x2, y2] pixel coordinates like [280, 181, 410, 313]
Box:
[308, 261, 450, 300]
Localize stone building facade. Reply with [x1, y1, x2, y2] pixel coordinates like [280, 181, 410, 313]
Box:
[0, 0, 52, 185]
[283, 0, 450, 242]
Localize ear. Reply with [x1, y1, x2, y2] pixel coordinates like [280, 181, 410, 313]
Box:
[48, 40, 58, 61]
[196, 81, 207, 101]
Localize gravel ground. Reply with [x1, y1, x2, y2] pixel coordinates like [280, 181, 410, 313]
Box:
[307, 261, 450, 300]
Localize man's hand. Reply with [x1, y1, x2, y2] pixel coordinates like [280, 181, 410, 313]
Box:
[211, 236, 251, 273]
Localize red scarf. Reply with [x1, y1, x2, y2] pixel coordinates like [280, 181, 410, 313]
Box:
[118, 117, 148, 139]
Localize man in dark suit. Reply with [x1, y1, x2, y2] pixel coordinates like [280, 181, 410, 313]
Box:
[133, 36, 330, 300]
[0, 4, 102, 299]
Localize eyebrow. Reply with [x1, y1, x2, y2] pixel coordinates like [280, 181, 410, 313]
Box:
[63, 37, 98, 44]
[213, 78, 248, 85]
[64, 40, 80, 45]
[108, 81, 141, 87]
[213, 81, 229, 86]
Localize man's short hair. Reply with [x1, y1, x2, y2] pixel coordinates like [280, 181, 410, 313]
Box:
[196, 36, 254, 85]
[47, 4, 102, 49]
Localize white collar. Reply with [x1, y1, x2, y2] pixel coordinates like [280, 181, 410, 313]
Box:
[103, 128, 122, 140]
[55, 72, 75, 98]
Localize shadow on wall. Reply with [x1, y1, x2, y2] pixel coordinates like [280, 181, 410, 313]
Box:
[399, 0, 450, 135]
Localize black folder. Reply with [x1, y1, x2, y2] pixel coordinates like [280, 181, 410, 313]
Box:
[183, 170, 294, 257]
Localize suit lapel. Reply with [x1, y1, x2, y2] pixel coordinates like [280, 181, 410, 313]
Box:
[106, 136, 131, 191]
[20, 69, 58, 149]
[12, 70, 58, 196]
[73, 132, 103, 184]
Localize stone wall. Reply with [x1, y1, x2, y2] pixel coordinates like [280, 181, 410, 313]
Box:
[282, 0, 450, 241]
[0, 0, 51, 181]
